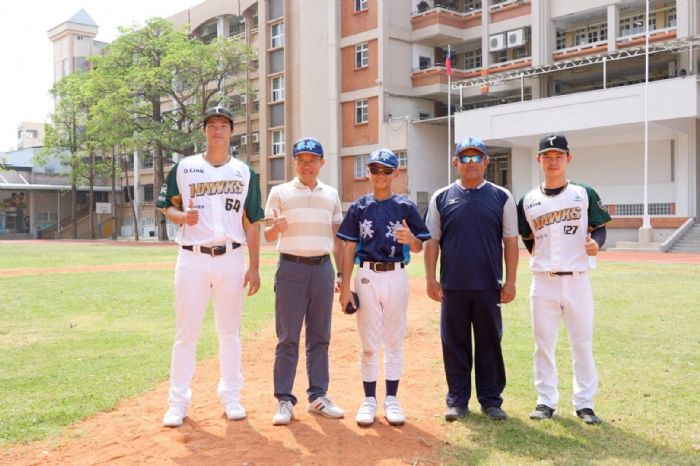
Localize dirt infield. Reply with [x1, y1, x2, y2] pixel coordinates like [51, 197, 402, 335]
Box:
[1, 276, 448, 466]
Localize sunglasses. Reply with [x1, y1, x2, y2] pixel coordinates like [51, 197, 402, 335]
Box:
[458, 154, 484, 164]
[368, 166, 395, 175]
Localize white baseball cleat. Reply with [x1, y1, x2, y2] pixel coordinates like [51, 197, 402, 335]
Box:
[224, 402, 246, 420]
[384, 396, 406, 426]
[355, 397, 378, 427]
[308, 396, 344, 419]
[162, 406, 187, 427]
[273, 400, 294, 425]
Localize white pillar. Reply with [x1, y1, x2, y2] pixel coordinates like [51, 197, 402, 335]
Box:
[607, 5, 619, 53]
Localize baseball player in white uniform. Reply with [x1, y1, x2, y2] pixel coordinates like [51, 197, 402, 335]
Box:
[157, 106, 264, 427]
[337, 149, 431, 427]
[517, 134, 611, 425]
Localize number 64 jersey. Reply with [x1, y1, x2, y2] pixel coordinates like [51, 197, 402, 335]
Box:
[157, 153, 264, 246]
[518, 182, 610, 273]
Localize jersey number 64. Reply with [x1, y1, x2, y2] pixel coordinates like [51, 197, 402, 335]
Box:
[225, 198, 241, 212]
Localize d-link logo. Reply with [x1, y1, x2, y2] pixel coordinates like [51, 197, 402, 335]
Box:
[184, 168, 205, 174]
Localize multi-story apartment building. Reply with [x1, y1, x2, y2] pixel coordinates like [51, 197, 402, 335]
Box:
[44, 1, 700, 247]
[410, 0, 699, 245]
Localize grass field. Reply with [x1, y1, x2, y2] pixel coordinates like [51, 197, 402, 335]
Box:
[1, 242, 699, 465]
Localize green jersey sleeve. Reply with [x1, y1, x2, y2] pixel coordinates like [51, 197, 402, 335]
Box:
[577, 183, 611, 229]
[156, 162, 181, 212]
[244, 166, 265, 223]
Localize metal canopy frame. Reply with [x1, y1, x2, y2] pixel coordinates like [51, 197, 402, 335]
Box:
[453, 35, 700, 89]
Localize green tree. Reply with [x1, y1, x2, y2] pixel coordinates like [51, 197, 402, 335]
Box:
[41, 73, 92, 239]
[91, 18, 251, 240]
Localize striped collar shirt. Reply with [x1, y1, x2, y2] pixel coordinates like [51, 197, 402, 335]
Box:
[265, 177, 342, 256]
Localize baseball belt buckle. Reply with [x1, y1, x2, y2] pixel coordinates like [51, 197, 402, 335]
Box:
[211, 245, 226, 256]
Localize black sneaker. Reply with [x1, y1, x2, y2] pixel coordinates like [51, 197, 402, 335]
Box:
[444, 406, 467, 421]
[529, 404, 555, 420]
[576, 408, 601, 425]
[481, 406, 507, 420]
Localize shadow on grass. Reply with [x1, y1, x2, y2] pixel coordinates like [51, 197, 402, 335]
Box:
[442, 414, 694, 466]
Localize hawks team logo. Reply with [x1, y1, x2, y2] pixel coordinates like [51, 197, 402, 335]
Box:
[189, 180, 245, 197]
[532, 207, 582, 231]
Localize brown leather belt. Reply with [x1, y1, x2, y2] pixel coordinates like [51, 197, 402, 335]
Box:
[280, 253, 330, 265]
[550, 271, 574, 276]
[182, 243, 241, 256]
[360, 261, 405, 272]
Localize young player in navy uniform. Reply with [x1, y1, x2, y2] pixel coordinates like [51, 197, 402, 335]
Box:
[338, 149, 431, 427]
[518, 134, 611, 425]
[424, 137, 519, 421]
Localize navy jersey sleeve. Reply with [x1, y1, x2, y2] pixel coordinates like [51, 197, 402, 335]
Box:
[405, 201, 431, 241]
[336, 202, 360, 242]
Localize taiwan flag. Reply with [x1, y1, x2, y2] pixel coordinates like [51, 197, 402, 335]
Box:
[445, 54, 453, 75]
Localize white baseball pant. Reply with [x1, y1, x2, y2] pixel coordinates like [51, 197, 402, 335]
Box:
[168, 245, 245, 409]
[354, 264, 408, 382]
[530, 271, 598, 411]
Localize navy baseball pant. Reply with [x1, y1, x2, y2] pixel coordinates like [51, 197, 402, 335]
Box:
[440, 288, 506, 410]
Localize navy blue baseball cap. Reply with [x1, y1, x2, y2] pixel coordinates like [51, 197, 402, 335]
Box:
[292, 137, 324, 157]
[454, 136, 487, 157]
[538, 134, 569, 154]
[367, 149, 398, 168]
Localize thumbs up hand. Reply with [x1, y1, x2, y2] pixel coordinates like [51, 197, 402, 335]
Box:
[184, 197, 199, 226]
[395, 219, 414, 245]
[584, 233, 599, 256]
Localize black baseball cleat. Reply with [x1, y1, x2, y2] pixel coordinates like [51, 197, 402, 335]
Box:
[444, 406, 467, 421]
[529, 404, 555, 420]
[576, 408, 601, 425]
[481, 406, 508, 420]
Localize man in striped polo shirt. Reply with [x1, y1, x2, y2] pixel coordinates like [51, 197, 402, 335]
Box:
[264, 137, 345, 425]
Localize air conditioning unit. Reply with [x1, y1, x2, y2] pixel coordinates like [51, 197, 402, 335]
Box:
[489, 33, 506, 52]
[240, 94, 247, 104]
[507, 28, 526, 48]
[240, 134, 247, 145]
[252, 132, 259, 143]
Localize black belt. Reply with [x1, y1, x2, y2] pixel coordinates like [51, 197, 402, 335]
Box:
[182, 243, 241, 256]
[280, 253, 330, 265]
[550, 271, 574, 276]
[360, 261, 405, 272]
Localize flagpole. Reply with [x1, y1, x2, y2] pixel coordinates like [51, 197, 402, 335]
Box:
[447, 44, 452, 185]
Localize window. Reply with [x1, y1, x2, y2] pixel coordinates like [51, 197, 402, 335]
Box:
[620, 13, 655, 37]
[464, 49, 482, 70]
[271, 76, 284, 102]
[355, 99, 368, 124]
[575, 23, 607, 45]
[355, 0, 368, 12]
[666, 8, 677, 28]
[229, 16, 246, 37]
[37, 212, 59, 222]
[354, 154, 368, 178]
[143, 184, 154, 203]
[463, 0, 481, 12]
[395, 151, 408, 168]
[142, 155, 153, 169]
[272, 130, 285, 156]
[271, 22, 284, 48]
[355, 43, 369, 68]
[556, 31, 566, 50]
[492, 50, 507, 64]
[270, 158, 285, 181]
[419, 56, 431, 70]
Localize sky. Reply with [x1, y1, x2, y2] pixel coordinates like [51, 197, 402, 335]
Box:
[0, 0, 202, 152]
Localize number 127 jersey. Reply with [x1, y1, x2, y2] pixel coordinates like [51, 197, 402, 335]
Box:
[518, 182, 610, 273]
